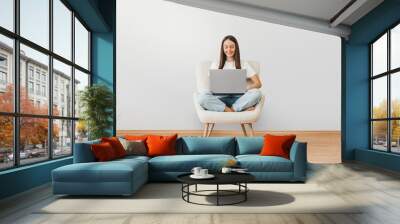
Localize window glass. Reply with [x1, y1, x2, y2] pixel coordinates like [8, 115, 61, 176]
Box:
[372, 77, 387, 119]
[0, 116, 13, 170]
[372, 121, 388, 151]
[74, 69, 89, 118]
[20, 0, 49, 49]
[391, 120, 400, 153]
[372, 34, 387, 76]
[0, 0, 92, 168]
[53, 0, 72, 60]
[0, 35, 14, 113]
[19, 117, 49, 165]
[53, 59, 72, 117]
[391, 24, 400, 70]
[0, 0, 14, 31]
[53, 119, 72, 157]
[75, 120, 88, 143]
[391, 72, 400, 118]
[74, 18, 89, 69]
[20, 44, 49, 115]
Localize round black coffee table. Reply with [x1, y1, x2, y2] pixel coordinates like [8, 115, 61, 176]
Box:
[177, 173, 255, 206]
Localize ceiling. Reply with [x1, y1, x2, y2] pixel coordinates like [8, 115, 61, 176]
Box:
[166, 0, 384, 38]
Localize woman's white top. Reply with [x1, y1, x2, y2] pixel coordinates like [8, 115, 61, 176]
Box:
[210, 60, 257, 78]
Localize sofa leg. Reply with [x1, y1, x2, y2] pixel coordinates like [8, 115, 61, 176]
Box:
[207, 123, 215, 137]
[203, 123, 210, 137]
[240, 124, 248, 136]
[248, 123, 255, 136]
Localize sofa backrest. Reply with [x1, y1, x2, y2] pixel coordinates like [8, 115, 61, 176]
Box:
[177, 137, 236, 155]
[235, 137, 264, 155]
[76, 136, 304, 161]
[74, 139, 100, 163]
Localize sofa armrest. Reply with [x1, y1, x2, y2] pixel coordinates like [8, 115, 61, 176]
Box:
[73, 140, 100, 163]
[289, 141, 307, 181]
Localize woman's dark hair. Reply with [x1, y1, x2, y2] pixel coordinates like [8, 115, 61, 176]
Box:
[218, 35, 241, 69]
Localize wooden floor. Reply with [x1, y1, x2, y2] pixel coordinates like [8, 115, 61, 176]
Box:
[1, 162, 400, 224]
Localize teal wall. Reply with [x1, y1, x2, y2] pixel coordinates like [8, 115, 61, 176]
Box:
[0, 0, 116, 200]
[91, 32, 115, 135]
[91, 0, 116, 135]
[343, 0, 400, 171]
[0, 158, 72, 199]
[92, 33, 114, 88]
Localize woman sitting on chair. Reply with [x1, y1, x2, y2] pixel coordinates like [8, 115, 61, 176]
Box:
[198, 35, 262, 112]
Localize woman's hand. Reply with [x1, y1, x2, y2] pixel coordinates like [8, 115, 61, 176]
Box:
[246, 75, 262, 90]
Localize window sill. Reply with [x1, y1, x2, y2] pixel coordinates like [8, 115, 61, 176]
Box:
[0, 156, 72, 176]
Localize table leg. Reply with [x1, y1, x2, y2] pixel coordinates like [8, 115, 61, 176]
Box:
[245, 183, 247, 201]
[187, 184, 190, 202]
[217, 184, 219, 206]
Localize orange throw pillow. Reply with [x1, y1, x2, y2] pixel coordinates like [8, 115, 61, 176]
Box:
[91, 142, 117, 161]
[101, 137, 127, 158]
[259, 134, 296, 159]
[146, 134, 178, 157]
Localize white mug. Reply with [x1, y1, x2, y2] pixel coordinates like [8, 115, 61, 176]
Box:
[200, 169, 208, 176]
[221, 167, 232, 174]
[191, 167, 202, 176]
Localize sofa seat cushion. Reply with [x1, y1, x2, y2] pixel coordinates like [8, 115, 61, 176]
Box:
[53, 159, 147, 183]
[149, 154, 235, 172]
[117, 155, 150, 162]
[236, 155, 293, 172]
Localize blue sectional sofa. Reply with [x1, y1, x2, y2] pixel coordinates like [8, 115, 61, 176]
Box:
[52, 137, 307, 196]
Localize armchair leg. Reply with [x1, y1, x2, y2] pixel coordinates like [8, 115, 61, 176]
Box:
[203, 123, 210, 137]
[247, 123, 255, 136]
[240, 124, 248, 136]
[207, 123, 215, 137]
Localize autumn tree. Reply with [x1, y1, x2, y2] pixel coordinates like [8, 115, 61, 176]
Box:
[0, 84, 60, 152]
[0, 85, 14, 150]
[372, 99, 400, 143]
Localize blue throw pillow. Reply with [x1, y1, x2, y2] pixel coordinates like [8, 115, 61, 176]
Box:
[236, 137, 264, 155]
[178, 137, 235, 155]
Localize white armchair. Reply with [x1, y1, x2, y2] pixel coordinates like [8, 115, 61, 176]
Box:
[193, 61, 265, 137]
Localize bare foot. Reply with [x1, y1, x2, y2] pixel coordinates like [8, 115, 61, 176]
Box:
[244, 106, 256, 111]
[224, 106, 235, 112]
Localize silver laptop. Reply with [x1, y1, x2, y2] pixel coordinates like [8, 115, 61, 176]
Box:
[209, 69, 247, 95]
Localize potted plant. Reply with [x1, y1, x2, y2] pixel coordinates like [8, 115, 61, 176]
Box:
[79, 84, 113, 140]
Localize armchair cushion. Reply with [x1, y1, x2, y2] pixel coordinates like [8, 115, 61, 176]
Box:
[193, 93, 265, 124]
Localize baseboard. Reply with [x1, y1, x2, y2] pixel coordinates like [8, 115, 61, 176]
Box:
[117, 130, 342, 164]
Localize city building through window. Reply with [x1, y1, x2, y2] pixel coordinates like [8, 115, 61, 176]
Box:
[0, 0, 91, 170]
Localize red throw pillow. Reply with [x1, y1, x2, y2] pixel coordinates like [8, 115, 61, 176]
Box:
[146, 134, 178, 157]
[101, 137, 127, 158]
[259, 134, 296, 159]
[91, 142, 117, 161]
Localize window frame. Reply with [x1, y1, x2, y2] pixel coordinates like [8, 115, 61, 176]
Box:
[370, 20, 400, 154]
[0, 0, 92, 171]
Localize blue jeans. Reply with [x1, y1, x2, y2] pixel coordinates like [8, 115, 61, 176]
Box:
[197, 89, 262, 112]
